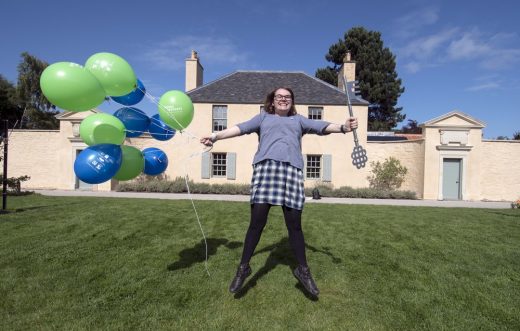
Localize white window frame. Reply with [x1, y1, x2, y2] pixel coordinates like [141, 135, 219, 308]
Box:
[211, 153, 227, 177]
[306, 155, 321, 179]
[308, 107, 323, 120]
[212, 105, 227, 132]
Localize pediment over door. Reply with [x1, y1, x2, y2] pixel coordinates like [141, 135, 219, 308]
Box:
[55, 109, 100, 122]
[422, 111, 485, 151]
[422, 110, 486, 129]
[56, 109, 101, 141]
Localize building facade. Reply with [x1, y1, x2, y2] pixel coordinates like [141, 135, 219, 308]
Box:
[6, 52, 520, 201]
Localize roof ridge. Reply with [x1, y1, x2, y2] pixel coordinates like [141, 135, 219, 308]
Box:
[235, 70, 307, 73]
[186, 71, 241, 94]
[300, 72, 348, 94]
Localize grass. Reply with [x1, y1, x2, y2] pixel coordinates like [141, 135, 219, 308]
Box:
[0, 194, 519, 330]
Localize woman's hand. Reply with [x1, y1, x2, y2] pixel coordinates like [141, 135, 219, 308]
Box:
[200, 133, 216, 147]
[199, 126, 241, 146]
[345, 117, 358, 131]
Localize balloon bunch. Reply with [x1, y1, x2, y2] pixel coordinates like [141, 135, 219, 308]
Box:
[39, 52, 195, 184]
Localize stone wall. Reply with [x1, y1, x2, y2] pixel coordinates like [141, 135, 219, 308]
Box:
[366, 140, 425, 197]
[480, 140, 520, 201]
[8, 130, 62, 189]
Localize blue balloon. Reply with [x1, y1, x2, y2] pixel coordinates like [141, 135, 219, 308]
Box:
[143, 147, 168, 176]
[114, 107, 150, 138]
[148, 114, 176, 141]
[74, 144, 122, 184]
[110, 79, 145, 106]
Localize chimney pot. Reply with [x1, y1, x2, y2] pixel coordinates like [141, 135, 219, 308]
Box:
[343, 51, 351, 62]
[185, 50, 203, 91]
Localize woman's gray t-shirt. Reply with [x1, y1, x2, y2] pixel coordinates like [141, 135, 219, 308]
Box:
[237, 111, 330, 170]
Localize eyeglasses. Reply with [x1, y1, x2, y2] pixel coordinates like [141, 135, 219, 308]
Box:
[274, 94, 292, 101]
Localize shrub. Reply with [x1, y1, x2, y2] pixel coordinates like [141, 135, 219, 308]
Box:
[0, 175, 32, 194]
[193, 183, 211, 194]
[367, 157, 408, 190]
[116, 176, 417, 199]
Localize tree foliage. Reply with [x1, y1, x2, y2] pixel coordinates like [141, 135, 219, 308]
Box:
[513, 131, 520, 140]
[367, 157, 408, 190]
[400, 119, 422, 134]
[316, 26, 405, 130]
[0, 75, 23, 135]
[16, 52, 59, 129]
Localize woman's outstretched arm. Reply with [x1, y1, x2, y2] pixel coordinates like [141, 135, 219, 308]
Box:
[323, 117, 358, 134]
[200, 126, 242, 146]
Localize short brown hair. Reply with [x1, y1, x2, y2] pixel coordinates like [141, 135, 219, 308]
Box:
[263, 87, 297, 116]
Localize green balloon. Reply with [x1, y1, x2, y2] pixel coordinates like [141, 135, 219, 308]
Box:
[85, 52, 137, 97]
[79, 113, 126, 146]
[158, 90, 194, 130]
[40, 62, 106, 112]
[113, 145, 144, 181]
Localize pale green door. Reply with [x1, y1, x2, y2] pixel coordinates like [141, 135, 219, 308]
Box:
[75, 150, 93, 190]
[442, 158, 461, 200]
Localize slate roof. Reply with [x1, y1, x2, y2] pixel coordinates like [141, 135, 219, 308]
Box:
[187, 71, 368, 106]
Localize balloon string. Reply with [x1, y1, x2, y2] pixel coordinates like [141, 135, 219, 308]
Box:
[136, 86, 201, 141]
[179, 141, 213, 277]
[109, 87, 211, 276]
[183, 158, 210, 277]
[124, 129, 173, 137]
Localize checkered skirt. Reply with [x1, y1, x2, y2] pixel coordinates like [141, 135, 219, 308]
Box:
[250, 159, 305, 210]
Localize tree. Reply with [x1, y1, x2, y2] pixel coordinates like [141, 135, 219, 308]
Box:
[513, 131, 520, 140]
[16, 52, 59, 130]
[0, 75, 23, 136]
[400, 119, 422, 134]
[316, 26, 405, 131]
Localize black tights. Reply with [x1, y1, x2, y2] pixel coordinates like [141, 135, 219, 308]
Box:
[240, 203, 308, 267]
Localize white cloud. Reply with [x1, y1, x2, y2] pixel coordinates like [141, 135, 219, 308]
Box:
[400, 28, 458, 59]
[447, 30, 520, 70]
[399, 26, 520, 73]
[447, 30, 490, 60]
[465, 82, 500, 92]
[142, 35, 251, 71]
[403, 61, 421, 73]
[393, 6, 440, 39]
[480, 48, 520, 70]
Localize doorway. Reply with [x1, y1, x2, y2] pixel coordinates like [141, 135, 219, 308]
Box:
[442, 158, 462, 200]
[75, 150, 93, 190]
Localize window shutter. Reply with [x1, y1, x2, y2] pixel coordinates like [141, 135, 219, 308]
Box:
[227, 152, 236, 180]
[322, 154, 332, 182]
[201, 153, 210, 179]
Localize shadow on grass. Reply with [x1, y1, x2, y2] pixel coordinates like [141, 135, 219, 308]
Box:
[2, 202, 86, 214]
[167, 238, 242, 271]
[234, 237, 342, 300]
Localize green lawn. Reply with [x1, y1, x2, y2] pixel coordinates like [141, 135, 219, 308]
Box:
[1, 195, 519, 330]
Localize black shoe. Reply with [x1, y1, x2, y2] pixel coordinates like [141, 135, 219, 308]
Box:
[293, 265, 319, 296]
[229, 263, 252, 293]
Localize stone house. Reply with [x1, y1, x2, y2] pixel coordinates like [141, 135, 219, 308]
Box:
[7, 52, 520, 201]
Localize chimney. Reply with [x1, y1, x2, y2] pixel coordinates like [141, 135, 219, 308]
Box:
[338, 51, 356, 91]
[185, 50, 203, 91]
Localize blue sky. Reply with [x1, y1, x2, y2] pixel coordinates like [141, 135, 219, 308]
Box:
[1, 0, 519, 138]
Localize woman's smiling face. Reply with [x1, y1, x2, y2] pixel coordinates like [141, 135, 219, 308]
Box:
[272, 88, 293, 116]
